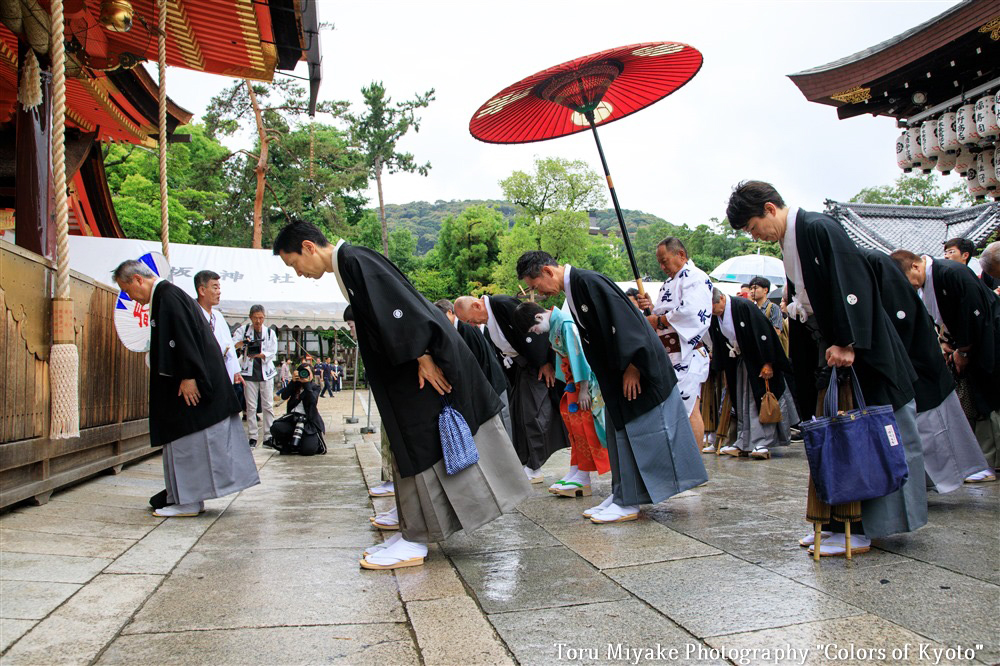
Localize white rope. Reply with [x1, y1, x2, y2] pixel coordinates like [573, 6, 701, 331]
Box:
[157, 0, 169, 260]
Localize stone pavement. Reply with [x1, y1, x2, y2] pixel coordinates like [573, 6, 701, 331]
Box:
[1, 389, 998, 666]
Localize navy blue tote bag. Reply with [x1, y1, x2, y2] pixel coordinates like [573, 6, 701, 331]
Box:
[438, 397, 480, 475]
[801, 367, 909, 505]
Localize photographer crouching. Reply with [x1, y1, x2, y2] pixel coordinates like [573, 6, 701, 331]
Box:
[268, 363, 326, 456]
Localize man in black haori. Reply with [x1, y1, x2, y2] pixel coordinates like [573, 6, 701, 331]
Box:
[726, 181, 926, 557]
[453, 294, 569, 483]
[113, 260, 259, 518]
[516, 251, 707, 524]
[273, 221, 530, 570]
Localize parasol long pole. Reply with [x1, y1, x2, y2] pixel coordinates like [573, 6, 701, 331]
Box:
[586, 112, 645, 296]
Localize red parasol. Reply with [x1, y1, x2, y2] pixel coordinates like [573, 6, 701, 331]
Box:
[470, 42, 703, 293]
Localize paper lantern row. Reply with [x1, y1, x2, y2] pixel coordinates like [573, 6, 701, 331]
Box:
[894, 90, 1000, 201]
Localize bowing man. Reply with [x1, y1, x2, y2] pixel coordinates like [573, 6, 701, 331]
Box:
[726, 181, 927, 557]
[890, 250, 999, 484]
[863, 250, 990, 492]
[516, 251, 708, 524]
[112, 260, 260, 518]
[453, 294, 569, 483]
[433, 299, 512, 439]
[273, 220, 531, 570]
[708, 290, 798, 460]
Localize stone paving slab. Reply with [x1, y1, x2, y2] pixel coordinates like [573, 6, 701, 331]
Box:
[394, 544, 468, 602]
[97, 623, 419, 665]
[123, 547, 405, 633]
[450, 546, 630, 614]
[0, 580, 81, 620]
[0, 512, 158, 541]
[0, 619, 36, 652]
[407, 595, 514, 665]
[442, 513, 561, 556]
[194, 506, 379, 552]
[875, 523, 1000, 586]
[10, 502, 164, 525]
[0, 551, 112, 584]
[0, 573, 162, 665]
[488, 599, 728, 666]
[104, 511, 228, 575]
[0, 528, 134, 560]
[607, 554, 865, 638]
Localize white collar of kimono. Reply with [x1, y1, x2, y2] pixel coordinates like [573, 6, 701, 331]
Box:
[452, 315, 460, 330]
[780, 207, 813, 321]
[331, 239, 350, 313]
[562, 264, 580, 323]
[921, 255, 943, 328]
[483, 295, 518, 358]
[651, 260, 694, 315]
[719, 295, 739, 349]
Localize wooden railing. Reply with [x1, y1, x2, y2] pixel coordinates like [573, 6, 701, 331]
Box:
[1, 241, 154, 509]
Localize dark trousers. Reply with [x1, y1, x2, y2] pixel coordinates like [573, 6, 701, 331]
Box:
[320, 379, 334, 397]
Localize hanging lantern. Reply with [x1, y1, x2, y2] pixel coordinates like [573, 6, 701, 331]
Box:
[905, 127, 926, 172]
[995, 142, 1000, 183]
[954, 147, 975, 177]
[937, 111, 959, 153]
[98, 0, 133, 32]
[977, 148, 998, 190]
[957, 103, 980, 145]
[967, 167, 986, 200]
[920, 119, 943, 161]
[935, 150, 957, 175]
[974, 94, 999, 142]
[895, 131, 913, 172]
[994, 90, 1000, 125]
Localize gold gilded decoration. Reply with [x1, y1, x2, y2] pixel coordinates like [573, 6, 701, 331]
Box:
[979, 17, 1000, 41]
[1, 243, 53, 360]
[79, 77, 145, 141]
[830, 86, 872, 104]
[166, 0, 205, 70]
[0, 210, 13, 231]
[99, 0, 134, 32]
[234, 0, 267, 70]
[632, 44, 683, 57]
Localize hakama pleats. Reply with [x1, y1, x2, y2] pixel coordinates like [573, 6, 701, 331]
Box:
[858, 400, 928, 539]
[509, 357, 568, 469]
[733, 361, 799, 452]
[394, 415, 531, 543]
[379, 430, 393, 482]
[917, 392, 990, 493]
[607, 386, 709, 506]
[498, 390, 513, 441]
[973, 410, 1000, 469]
[162, 414, 260, 505]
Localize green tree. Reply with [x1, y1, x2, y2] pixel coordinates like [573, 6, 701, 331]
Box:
[350, 210, 421, 275]
[851, 173, 970, 207]
[425, 205, 505, 295]
[499, 156, 606, 220]
[345, 81, 435, 256]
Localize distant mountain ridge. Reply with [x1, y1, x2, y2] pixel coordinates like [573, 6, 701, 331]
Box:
[379, 199, 670, 254]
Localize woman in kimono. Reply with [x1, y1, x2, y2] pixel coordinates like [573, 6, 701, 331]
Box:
[513, 301, 611, 497]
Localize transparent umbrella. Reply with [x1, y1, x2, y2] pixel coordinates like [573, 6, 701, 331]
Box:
[709, 255, 785, 287]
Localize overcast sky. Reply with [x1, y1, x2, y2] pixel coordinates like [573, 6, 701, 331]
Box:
[169, 0, 963, 228]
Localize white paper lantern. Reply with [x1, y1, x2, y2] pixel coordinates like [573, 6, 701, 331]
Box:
[895, 131, 913, 171]
[957, 103, 980, 145]
[967, 167, 986, 200]
[977, 148, 998, 190]
[974, 94, 999, 141]
[920, 119, 943, 161]
[996, 142, 1000, 183]
[994, 90, 1000, 124]
[954, 147, 975, 177]
[937, 112, 959, 153]
[905, 127, 927, 172]
[935, 150, 957, 175]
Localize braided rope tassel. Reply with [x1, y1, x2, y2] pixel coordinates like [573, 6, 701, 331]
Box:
[157, 0, 169, 260]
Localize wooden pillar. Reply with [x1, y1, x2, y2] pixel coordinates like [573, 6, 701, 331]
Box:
[14, 45, 53, 258]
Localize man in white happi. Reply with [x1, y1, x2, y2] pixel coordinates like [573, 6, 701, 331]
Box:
[194, 270, 243, 390]
[636, 237, 713, 448]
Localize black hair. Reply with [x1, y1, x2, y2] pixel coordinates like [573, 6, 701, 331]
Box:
[726, 180, 785, 230]
[433, 299, 454, 315]
[512, 301, 546, 336]
[272, 219, 331, 255]
[516, 251, 559, 280]
[624, 287, 640, 298]
[943, 237, 975, 262]
[343, 305, 354, 322]
[748, 276, 771, 290]
[740, 283, 751, 290]
[194, 270, 219, 293]
[249, 304, 265, 317]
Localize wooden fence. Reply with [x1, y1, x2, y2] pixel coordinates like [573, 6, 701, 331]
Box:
[1, 241, 154, 509]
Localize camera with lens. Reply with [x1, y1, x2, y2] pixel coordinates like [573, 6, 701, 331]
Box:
[296, 365, 313, 381]
[244, 339, 262, 357]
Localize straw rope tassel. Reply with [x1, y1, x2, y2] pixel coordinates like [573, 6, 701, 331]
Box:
[48, 0, 79, 438]
[157, 0, 169, 261]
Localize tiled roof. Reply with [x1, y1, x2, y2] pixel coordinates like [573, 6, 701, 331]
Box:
[824, 200, 1000, 257]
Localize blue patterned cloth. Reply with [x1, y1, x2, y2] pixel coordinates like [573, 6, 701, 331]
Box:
[439, 404, 479, 475]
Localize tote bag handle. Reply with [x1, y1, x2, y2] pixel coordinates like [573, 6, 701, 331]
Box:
[822, 366, 867, 417]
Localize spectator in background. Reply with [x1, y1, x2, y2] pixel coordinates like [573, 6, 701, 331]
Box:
[748, 276, 782, 333]
[319, 357, 335, 398]
[279, 359, 292, 390]
[944, 237, 997, 290]
[234, 305, 277, 448]
[738, 283, 751, 299]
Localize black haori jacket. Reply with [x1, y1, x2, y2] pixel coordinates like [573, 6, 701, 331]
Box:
[334, 242, 501, 478]
[566, 266, 677, 430]
[709, 296, 791, 411]
[148, 281, 241, 446]
[485, 294, 554, 369]
[862, 249, 953, 413]
[787, 210, 916, 410]
[457, 320, 509, 398]
[929, 258, 1000, 415]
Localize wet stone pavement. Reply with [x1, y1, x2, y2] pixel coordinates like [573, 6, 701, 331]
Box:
[1, 390, 998, 665]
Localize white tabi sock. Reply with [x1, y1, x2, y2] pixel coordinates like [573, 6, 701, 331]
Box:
[363, 537, 428, 566]
[583, 494, 614, 517]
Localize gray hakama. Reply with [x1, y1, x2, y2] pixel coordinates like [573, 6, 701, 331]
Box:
[733, 361, 799, 452]
[917, 392, 990, 493]
[498, 390, 513, 441]
[607, 386, 709, 506]
[379, 430, 393, 482]
[394, 415, 531, 543]
[162, 414, 260, 505]
[509, 356, 567, 469]
[857, 400, 928, 539]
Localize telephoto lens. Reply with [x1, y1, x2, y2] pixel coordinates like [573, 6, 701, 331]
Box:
[290, 414, 307, 449]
